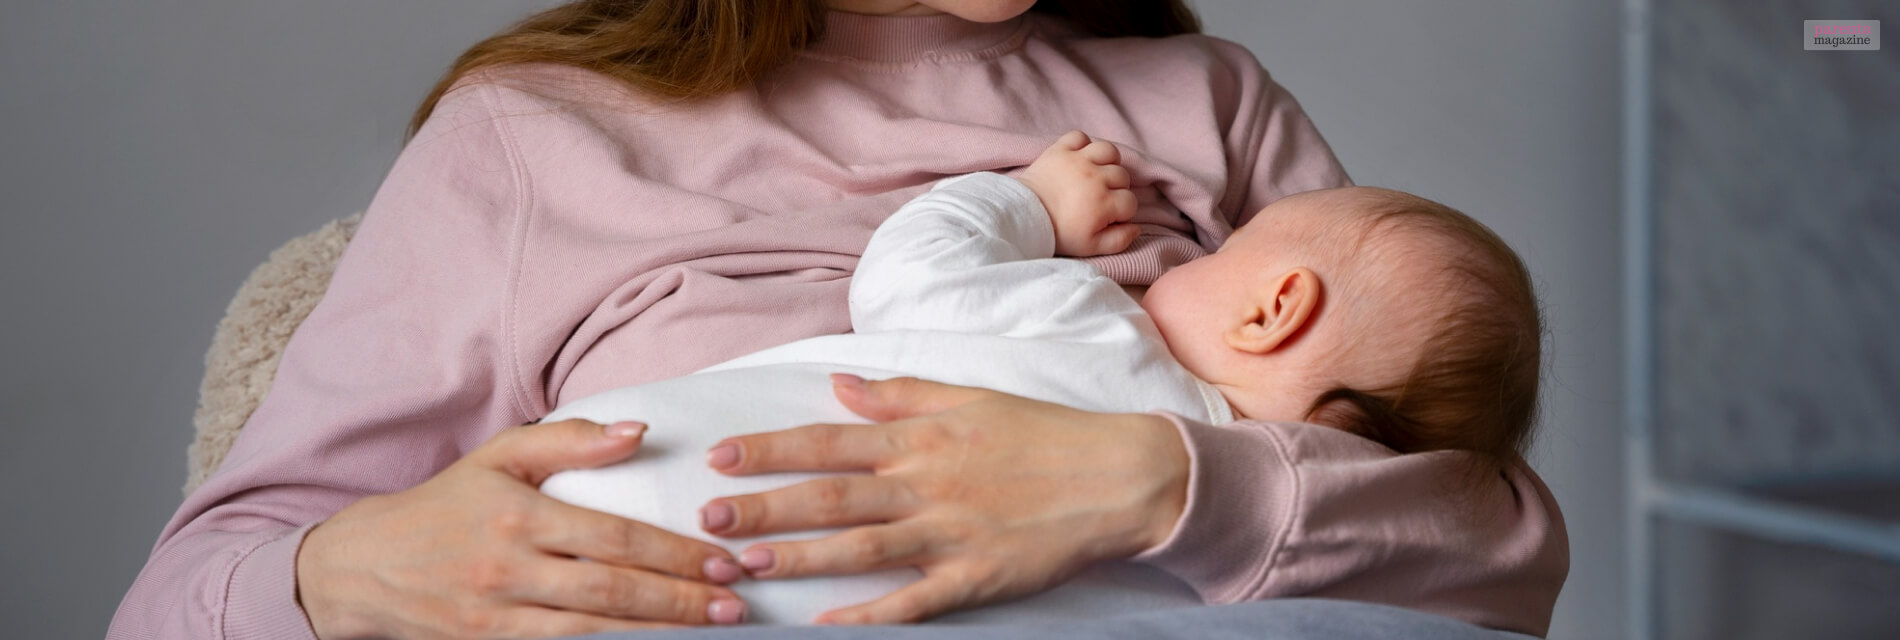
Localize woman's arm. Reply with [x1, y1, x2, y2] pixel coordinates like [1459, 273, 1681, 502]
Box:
[694, 377, 1566, 636]
[108, 74, 739, 640]
[1207, 38, 1354, 230]
[107, 77, 527, 640]
[1133, 414, 1569, 637]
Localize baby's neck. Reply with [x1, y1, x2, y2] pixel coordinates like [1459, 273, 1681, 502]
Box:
[1209, 379, 1326, 424]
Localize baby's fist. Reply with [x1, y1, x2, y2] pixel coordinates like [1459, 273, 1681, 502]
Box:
[1018, 130, 1140, 257]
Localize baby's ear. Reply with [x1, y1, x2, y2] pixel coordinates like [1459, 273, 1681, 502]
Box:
[1224, 268, 1320, 354]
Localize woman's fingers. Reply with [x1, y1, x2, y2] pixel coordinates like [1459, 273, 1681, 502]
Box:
[528, 497, 742, 583]
[513, 557, 748, 626]
[828, 374, 999, 423]
[707, 421, 900, 475]
[740, 521, 937, 579]
[730, 391, 1187, 624]
[466, 418, 648, 486]
[700, 474, 916, 537]
[494, 607, 687, 637]
[299, 417, 752, 639]
[814, 570, 979, 625]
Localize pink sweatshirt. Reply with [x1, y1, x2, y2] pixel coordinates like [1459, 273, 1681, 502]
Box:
[109, 11, 1567, 639]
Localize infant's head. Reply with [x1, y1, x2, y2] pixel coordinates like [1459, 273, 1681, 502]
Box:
[1142, 187, 1542, 465]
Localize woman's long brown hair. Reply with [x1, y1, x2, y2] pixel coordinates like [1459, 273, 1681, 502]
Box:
[407, 0, 1201, 139]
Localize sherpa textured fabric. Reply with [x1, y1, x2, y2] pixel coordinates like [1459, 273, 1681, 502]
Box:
[184, 212, 363, 496]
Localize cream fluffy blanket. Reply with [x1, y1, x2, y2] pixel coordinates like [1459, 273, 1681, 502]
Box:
[184, 212, 363, 496]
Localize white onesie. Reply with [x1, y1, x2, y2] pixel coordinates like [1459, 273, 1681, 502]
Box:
[539, 172, 1232, 624]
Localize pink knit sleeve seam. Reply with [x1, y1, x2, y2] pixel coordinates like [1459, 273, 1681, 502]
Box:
[1233, 421, 1304, 602]
[1132, 411, 1203, 558]
[205, 544, 242, 639]
[1131, 415, 1306, 604]
[474, 72, 543, 423]
[212, 533, 276, 640]
[1225, 63, 1271, 224]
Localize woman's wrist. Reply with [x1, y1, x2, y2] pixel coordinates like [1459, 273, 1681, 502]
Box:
[1120, 412, 1191, 556]
[297, 510, 373, 640]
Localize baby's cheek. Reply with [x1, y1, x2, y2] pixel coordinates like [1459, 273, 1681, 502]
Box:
[1140, 287, 1188, 344]
[1144, 268, 1224, 359]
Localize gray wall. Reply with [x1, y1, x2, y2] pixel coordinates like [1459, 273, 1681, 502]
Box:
[1648, 0, 1899, 637]
[0, 2, 564, 637]
[1654, 0, 1900, 486]
[0, 2, 1622, 638]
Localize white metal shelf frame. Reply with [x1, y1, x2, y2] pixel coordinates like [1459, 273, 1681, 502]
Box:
[1621, 2, 1900, 639]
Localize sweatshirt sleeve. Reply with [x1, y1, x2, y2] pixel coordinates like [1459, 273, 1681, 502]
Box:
[848, 172, 1141, 341]
[1212, 39, 1353, 231]
[1079, 38, 1350, 286]
[106, 74, 535, 640]
[1130, 416, 1570, 637]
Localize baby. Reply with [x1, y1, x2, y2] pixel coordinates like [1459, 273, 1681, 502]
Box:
[539, 131, 1543, 624]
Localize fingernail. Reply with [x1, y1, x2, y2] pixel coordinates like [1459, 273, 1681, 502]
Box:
[829, 373, 867, 389]
[605, 421, 647, 439]
[706, 443, 740, 470]
[708, 598, 747, 625]
[700, 502, 734, 533]
[739, 548, 776, 573]
[703, 557, 743, 583]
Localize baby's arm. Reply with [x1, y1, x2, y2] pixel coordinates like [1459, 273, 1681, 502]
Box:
[848, 132, 1145, 339]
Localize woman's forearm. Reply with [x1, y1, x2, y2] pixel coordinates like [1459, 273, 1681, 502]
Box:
[1131, 414, 1568, 637]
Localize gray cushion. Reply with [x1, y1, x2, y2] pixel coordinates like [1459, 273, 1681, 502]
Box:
[574, 598, 1535, 640]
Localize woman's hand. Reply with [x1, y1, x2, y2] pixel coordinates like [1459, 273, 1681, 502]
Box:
[696, 375, 1191, 625]
[297, 419, 751, 639]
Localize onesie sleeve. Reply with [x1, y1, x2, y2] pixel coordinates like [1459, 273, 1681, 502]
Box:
[1131, 415, 1570, 637]
[106, 74, 533, 640]
[848, 172, 1144, 342]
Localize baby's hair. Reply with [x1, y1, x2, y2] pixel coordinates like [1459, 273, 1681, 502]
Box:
[1299, 188, 1545, 473]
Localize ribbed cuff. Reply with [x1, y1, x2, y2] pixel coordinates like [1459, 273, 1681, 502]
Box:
[1131, 414, 1297, 603]
[1082, 234, 1206, 286]
[223, 522, 322, 640]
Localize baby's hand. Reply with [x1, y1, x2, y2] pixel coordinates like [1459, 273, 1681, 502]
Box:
[1018, 130, 1140, 257]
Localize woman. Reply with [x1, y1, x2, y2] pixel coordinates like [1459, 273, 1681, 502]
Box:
[109, 1, 1567, 638]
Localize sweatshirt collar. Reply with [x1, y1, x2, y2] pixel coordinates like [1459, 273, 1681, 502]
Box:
[806, 10, 1031, 64]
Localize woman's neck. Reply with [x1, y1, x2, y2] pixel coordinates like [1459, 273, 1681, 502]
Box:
[825, 1, 945, 17]
[804, 8, 1030, 64]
